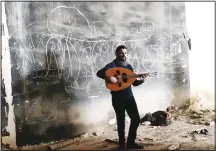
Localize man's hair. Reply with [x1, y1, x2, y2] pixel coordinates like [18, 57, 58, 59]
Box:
[115, 45, 127, 54]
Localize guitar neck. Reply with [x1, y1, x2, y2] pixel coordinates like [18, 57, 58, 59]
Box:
[130, 72, 157, 78]
[130, 73, 146, 78]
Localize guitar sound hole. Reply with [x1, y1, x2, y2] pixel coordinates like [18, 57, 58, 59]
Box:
[116, 70, 120, 75]
[118, 82, 122, 87]
[122, 73, 128, 83]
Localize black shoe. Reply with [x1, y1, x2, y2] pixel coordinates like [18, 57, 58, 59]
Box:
[119, 139, 125, 149]
[119, 144, 125, 149]
[118, 143, 125, 149]
[126, 142, 143, 149]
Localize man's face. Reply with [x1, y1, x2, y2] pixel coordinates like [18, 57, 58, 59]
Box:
[116, 48, 127, 61]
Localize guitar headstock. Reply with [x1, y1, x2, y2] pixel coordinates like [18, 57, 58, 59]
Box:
[137, 72, 157, 78]
[148, 72, 157, 77]
[141, 72, 157, 77]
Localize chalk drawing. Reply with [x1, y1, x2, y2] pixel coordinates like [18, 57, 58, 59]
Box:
[7, 3, 187, 98]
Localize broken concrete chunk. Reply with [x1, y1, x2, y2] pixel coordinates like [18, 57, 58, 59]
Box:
[92, 132, 97, 136]
[1, 129, 10, 136]
[141, 121, 151, 126]
[108, 118, 116, 125]
[188, 119, 195, 124]
[200, 129, 208, 135]
[178, 110, 183, 114]
[205, 121, 215, 126]
[91, 130, 104, 136]
[190, 113, 204, 119]
[143, 137, 154, 141]
[191, 130, 199, 134]
[199, 120, 206, 124]
[1, 144, 11, 150]
[174, 116, 183, 120]
[190, 133, 198, 142]
[166, 107, 171, 112]
[168, 143, 180, 150]
[201, 109, 212, 113]
[80, 133, 89, 138]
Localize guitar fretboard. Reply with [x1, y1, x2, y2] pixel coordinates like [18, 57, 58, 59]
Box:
[120, 72, 157, 79]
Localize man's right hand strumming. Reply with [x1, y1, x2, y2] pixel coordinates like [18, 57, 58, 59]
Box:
[106, 76, 118, 84]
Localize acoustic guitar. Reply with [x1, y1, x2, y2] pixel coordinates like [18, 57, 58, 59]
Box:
[105, 67, 157, 91]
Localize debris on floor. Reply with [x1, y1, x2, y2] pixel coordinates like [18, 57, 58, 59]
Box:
[1, 143, 11, 150]
[143, 137, 154, 141]
[205, 121, 215, 126]
[92, 132, 98, 136]
[12, 94, 215, 150]
[140, 111, 173, 126]
[108, 118, 116, 125]
[141, 121, 151, 126]
[16, 119, 215, 150]
[108, 116, 131, 126]
[199, 129, 208, 135]
[1, 128, 10, 137]
[189, 131, 198, 142]
[167, 143, 180, 150]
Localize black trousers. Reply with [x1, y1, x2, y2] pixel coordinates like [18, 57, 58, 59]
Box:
[112, 96, 140, 144]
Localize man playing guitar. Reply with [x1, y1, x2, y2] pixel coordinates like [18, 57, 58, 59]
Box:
[96, 45, 147, 149]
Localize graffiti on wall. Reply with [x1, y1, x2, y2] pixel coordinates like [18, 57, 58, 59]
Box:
[7, 3, 189, 100]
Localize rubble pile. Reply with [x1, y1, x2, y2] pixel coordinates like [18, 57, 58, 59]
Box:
[1, 143, 12, 150]
[166, 96, 215, 126]
[107, 94, 215, 128]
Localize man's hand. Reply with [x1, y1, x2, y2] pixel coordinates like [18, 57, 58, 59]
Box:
[106, 76, 118, 83]
[139, 73, 148, 82]
[110, 76, 118, 83]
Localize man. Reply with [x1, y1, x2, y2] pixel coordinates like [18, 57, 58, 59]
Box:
[96, 45, 146, 149]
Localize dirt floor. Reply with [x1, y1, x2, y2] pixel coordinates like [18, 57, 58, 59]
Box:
[2, 102, 215, 150]
[6, 108, 213, 150]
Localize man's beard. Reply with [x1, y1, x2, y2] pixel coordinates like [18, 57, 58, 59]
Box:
[114, 58, 128, 67]
[118, 57, 126, 61]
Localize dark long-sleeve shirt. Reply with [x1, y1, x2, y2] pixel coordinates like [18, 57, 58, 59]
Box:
[96, 61, 143, 100]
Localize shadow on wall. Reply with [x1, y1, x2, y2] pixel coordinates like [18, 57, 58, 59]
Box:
[15, 122, 99, 146]
[13, 96, 111, 146]
[11, 69, 111, 146]
[14, 98, 110, 146]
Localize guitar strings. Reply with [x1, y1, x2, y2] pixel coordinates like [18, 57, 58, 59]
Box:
[117, 72, 157, 79]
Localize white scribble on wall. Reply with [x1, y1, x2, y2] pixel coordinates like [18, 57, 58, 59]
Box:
[6, 2, 188, 98]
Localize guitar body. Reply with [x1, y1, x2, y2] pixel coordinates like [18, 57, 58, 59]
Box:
[105, 67, 137, 91]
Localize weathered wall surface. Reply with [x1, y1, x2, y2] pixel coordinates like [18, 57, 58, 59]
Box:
[3, 2, 190, 145]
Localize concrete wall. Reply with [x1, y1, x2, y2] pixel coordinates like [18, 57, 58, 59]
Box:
[2, 2, 190, 146]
